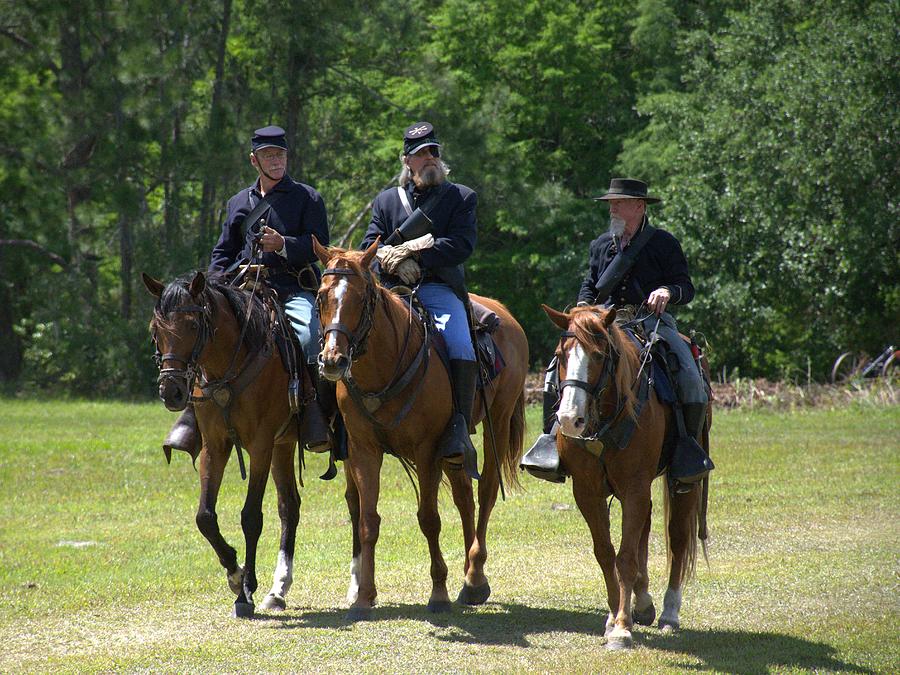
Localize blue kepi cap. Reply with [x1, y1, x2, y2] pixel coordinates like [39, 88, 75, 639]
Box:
[251, 126, 288, 152]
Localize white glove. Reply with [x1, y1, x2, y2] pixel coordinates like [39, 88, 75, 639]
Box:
[395, 258, 422, 285]
[376, 245, 407, 273]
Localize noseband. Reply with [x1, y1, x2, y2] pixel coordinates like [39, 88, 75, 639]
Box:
[153, 303, 211, 391]
[318, 265, 378, 362]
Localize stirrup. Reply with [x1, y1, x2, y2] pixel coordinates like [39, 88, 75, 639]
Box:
[438, 412, 481, 480]
[520, 433, 566, 484]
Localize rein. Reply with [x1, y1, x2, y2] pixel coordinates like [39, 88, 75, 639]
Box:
[319, 265, 431, 430]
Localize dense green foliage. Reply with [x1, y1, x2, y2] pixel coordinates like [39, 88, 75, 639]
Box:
[1, 0, 896, 395]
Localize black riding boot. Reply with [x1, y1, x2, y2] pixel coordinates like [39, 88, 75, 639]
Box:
[438, 359, 481, 479]
[520, 357, 566, 483]
[299, 363, 332, 453]
[668, 401, 714, 492]
[163, 404, 202, 465]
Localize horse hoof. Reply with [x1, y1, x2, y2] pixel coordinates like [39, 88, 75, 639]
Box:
[457, 581, 491, 606]
[347, 606, 373, 622]
[232, 601, 255, 619]
[658, 619, 679, 633]
[606, 628, 633, 651]
[259, 593, 286, 612]
[427, 599, 452, 614]
[633, 602, 656, 626]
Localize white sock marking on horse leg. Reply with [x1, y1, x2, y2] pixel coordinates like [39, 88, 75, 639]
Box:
[634, 589, 654, 612]
[558, 343, 589, 437]
[346, 555, 360, 604]
[268, 550, 293, 599]
[605, 611, 616, 637]
[659, 587, 682, 626]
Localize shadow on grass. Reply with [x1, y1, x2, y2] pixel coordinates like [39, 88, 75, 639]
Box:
[254, 602, 871, 673]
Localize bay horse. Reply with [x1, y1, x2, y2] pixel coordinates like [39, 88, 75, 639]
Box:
[541, 303, 711, 650]
[312, 239, 528, 620]
[144, 271, 303, 618]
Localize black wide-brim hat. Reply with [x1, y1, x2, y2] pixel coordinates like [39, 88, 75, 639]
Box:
[593, 178, 661, 203]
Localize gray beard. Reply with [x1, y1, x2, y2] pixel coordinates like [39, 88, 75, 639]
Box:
[609, 215, 626, 237]
[413, 164, 445, 189]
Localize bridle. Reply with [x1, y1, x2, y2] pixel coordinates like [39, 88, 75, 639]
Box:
[316, 264, 379, 364]
[152, 302, 211, 400]
[316, 260, 431, 430]
[557, 329, 618, 401]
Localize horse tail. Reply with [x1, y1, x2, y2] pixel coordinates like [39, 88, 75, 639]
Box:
[500, 387, 526, 491]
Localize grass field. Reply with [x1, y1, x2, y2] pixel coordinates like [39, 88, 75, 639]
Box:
[1, 398, 897, 673]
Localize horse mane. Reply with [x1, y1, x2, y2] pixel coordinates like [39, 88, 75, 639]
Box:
[153, 272, 269, 353]
[569, 306, 641, 420]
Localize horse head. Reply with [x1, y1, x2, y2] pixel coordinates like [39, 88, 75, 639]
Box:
[542, 304, 637, 439]
[144, 271, 211, 411]
[313, 237, 379, 382]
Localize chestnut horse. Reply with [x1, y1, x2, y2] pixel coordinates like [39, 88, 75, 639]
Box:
[313, 240, 528, 620]
[542, 304, 710, 650]
[144, 271, 302, 618]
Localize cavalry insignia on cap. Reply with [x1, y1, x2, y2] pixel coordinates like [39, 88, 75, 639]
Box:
[408, 125, 430, 137]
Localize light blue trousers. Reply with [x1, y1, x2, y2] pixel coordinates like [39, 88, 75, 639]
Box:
[416, 283, 475, 361]
[284, 291, 320, 365]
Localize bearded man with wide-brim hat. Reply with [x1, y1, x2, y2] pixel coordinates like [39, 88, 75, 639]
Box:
[521, 177, 712, 488]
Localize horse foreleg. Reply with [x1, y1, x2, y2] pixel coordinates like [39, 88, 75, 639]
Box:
[417, 455, 450, 613]
[344, 461, 362, 605]
[346, 446, 383, 621]
[260, 441, 300, 612]
[632, 505, 656, 626]
[195, 439, 243, 600]
[609, 488, 652, 650]
[233, 442, 273, 618]
[659, 484, 700, 632]
[571, 471, 618, 636]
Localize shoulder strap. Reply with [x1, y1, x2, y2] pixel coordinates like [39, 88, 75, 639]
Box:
[592, 222, 657, 304]
[397, 186, 414, 217]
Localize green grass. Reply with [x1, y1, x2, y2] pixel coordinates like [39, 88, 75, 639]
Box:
[0, 399, 897, 673]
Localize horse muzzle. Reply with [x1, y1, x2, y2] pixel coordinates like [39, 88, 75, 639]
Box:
[158, 371, 191, 411]
[318, 351, 350, 382]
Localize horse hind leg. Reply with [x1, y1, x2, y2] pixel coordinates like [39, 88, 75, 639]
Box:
[417, 454, 451, 613]
[260, 442, 301, 612]
[444, 461, 483, 605]
[632, 505, 656, 626]
[658, 483, 700, 632]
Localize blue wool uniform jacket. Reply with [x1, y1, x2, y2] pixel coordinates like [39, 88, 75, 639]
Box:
[361, 181, 477, 296]
[577, 221, 694, 307]
[209, 175, 329, 299]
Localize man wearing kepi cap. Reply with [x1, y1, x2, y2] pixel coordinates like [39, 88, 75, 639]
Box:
[163, 125, 336, 460]
[521, 178, 712, 489]
[361, 121, 481, 474]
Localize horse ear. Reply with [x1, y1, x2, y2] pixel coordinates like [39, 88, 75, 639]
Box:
[312, 235, 331, 266]
[603, 307, 617, 327]
[189, 271, 206, 298]
[142, 272, 164, 298]
[541, 304, 570, 331]
[361, 237, 380, 269]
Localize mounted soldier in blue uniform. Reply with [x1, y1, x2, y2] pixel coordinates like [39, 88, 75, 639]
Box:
[360, 121, 481, 472]
[521, 178, 713, 489]
[163, 125, 335, 460]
